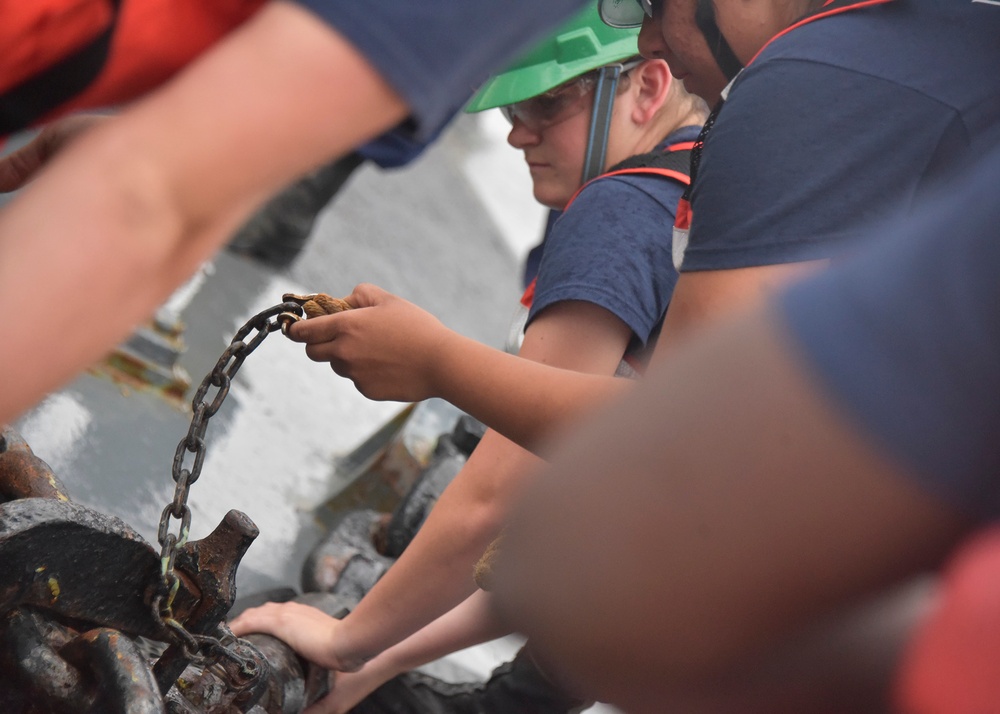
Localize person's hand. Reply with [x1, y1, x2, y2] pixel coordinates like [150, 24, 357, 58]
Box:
[286, 283, 456, 402]
[0, 114, 107, 191]
[228, 601, 363, 672]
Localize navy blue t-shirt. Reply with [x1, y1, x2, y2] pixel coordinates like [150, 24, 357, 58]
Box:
[681, 0, 1000, 272]
[290, 0, 587, 142]
[527, 126, 699, 363]
[358, 123, 449, 169]
[779, 150, 1000, 520]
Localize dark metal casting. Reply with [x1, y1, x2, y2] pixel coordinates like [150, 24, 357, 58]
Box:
[0, 498, 165, 636]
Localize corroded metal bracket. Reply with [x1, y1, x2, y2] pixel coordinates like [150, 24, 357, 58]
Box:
[0, 426, 70, 502]
[0, 497, 259, 645]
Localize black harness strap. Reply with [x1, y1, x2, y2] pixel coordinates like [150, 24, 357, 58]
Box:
[561, 142, 691, 213]
[607, 146, 692, 176]
[0, 0, 123, 136]
[695, 0, 743, 81]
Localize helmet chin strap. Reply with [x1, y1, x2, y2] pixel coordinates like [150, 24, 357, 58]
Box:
[695, 0, 744, 81]
[581, 64, 624, 184]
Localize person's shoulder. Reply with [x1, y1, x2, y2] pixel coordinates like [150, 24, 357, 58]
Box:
[748, 0, 1000, 92]
[547, 173, 678, 252]
[572, 168, 685, 213]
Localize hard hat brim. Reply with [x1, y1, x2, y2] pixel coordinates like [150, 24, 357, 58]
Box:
[465, 4, 640, 113]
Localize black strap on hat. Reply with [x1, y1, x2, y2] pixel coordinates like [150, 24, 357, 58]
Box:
[581, 63, 625, 184]
[695, 0, 744, 81]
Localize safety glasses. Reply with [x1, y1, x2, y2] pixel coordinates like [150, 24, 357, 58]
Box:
[500, 73, 598, 130]
[500, 59, 642, 131]
[598, 0, 656, 28]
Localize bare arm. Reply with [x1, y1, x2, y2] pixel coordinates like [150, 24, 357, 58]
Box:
[493, 305, 970, 713]
[0, 0, 407, 425]
[234, 298, 634, 668]
[655, 261, 825, 354]
[291, 260, 826, 447]
[310, 590, 508, 714]
[434, 301, 634, 451]
[288, 284, 629, 452]
[327, 299, 632, 662]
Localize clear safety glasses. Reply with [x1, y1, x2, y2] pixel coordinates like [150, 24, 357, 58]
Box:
[598, 0, 657, 28]
[500, 59, 642, 131]
[500, 73, 599, 130]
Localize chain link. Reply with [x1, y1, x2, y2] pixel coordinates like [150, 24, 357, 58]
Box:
[153, 301, 303, 670]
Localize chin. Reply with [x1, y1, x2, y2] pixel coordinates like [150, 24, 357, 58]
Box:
[685, 73, 729, 106]
[533, 184, 572, 210]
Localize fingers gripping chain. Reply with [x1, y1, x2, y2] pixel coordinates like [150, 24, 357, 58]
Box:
[278, 292, 354, 335]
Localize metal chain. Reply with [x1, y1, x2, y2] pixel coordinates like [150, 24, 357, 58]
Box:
[152, 301, 304, 664]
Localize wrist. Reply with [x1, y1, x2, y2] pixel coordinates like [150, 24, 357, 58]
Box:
[329, 619, 374, 672]
[424, 327, 465, 401]
[372, 647, 411, 681]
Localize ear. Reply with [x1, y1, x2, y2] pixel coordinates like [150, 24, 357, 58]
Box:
[628, 59, 673, 126]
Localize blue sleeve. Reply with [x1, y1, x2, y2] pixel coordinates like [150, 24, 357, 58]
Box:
[290, 0, 586, 142]
[683, 60, 967, 271]
[528, 174, 682, 345]
[777, 153, 1000, 520]
[358, 124, 447, 169]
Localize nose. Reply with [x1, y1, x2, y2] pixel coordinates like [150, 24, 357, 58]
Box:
[638, 16, 668, 59]
[506, 116, 541, 149]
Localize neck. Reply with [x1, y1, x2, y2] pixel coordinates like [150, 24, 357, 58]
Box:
[651, 98, 710, 149]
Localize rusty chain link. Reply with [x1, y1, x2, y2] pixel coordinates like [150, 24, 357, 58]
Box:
[153, 301, 304, 670]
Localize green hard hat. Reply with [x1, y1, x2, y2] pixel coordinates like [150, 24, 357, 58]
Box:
[464, 3, 640, 113]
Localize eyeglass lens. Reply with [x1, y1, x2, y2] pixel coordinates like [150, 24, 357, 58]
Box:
[500, 77, 593, 130]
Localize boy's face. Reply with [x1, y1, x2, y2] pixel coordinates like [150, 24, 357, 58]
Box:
[506, 97, 594, 209]
[638, 0, 729, 104]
